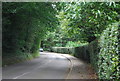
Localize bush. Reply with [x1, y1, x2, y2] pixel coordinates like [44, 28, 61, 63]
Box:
[51, 47, 74, 54]
[98, 23, 119, 79]
[88, 39, 99, 72]
[2, 51, 40, 66]
[74, 45, 90, 62]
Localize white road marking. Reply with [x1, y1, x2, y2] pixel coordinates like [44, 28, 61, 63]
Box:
[12, 54, 70, 79]
[13, 72, 30, 79]
[13, 60, 52, 79]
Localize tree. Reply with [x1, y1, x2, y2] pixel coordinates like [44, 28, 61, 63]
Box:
[2, 2, 58, 55]
[56, 2, 120, 42]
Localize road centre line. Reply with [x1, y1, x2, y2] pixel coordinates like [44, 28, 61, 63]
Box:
[13, 59, 52, 79]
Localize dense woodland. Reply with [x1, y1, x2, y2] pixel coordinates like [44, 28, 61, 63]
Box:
[2, 2, 120, 80]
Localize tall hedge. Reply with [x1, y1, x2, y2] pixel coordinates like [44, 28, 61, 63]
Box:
[88, 39, 99, 72]
[52, 47, 75, 54]
[98, 23, 119, 79]
[51, 22, 120, 79]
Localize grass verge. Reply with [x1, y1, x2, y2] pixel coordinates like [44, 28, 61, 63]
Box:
[2, 51, 40, 67]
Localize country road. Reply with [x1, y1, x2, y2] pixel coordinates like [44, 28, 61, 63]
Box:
[2, 52, 97, 79]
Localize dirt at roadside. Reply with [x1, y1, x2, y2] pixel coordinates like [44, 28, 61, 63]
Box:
[87, 64, 98, 79]
[62, 54, 98, 80]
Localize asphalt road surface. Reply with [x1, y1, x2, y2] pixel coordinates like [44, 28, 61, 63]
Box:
[2, 52, 95, 79]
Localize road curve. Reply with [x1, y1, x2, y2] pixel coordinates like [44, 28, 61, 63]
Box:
[2, 52, 95, 79]
[3, 52, 71, 79]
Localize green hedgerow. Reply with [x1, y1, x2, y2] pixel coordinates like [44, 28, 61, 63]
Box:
[98, 22, 120, 79]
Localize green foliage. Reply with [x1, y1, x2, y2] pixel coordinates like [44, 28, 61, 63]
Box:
[65, 41, 88, 47]
[52, 44, 90, 62]
[3, 2, 57, 53]
[52, 47, 75, 54]
[42, 27, 88, 50]
[98, 23, 119, 79]
[43, 2, 120, 50]
[87, 23, 119, 79]
[42, 26, 82, 50]
[56, 2, 120, 42]
[2, 2, 120, 79]
[51, 22, 120, 79]
[2, 2, 57, 65]
[3, 51, 40, 66]
[42, 27, 65, 49]
[74, 45, 90, 62]
[88, 39, 99, 72]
